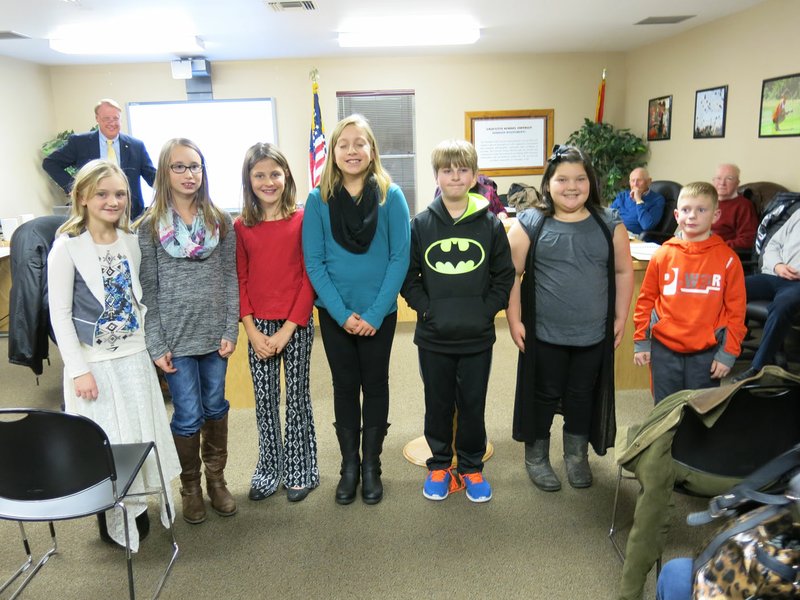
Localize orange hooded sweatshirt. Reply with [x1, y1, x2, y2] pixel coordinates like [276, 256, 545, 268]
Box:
[633, 234, 746, 368]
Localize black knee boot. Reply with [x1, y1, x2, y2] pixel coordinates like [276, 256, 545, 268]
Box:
[361, 424, 389, 505]
[334, 423, 360, 505]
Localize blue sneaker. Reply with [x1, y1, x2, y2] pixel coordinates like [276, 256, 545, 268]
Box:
[463, 472, 492, 503]
[423, 469, 451, 500]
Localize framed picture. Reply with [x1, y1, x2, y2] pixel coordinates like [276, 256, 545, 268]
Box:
[464, 109, 554, 176]
[647, 95, 672, 141]
[694, 85, 728, 139]
[759, 72, 800, 137]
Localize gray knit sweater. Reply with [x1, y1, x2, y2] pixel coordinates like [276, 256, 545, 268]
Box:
[137, 212, 239, 360]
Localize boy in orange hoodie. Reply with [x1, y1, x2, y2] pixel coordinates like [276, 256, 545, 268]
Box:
[633, 181, 747, 403]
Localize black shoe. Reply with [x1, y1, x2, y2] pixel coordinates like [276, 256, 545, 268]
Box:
[730, 367, 759, 383]
[135, 511, 150, 541]
[286, 487, 311, 503]
[248, 486, 274, 501]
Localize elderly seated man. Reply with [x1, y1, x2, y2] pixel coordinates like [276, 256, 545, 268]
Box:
[732, 208, 800, 381]
[610, 168, 665, 235]
[710, 163, 759, 252]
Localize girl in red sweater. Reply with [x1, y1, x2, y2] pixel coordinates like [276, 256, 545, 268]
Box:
[235, 143, 318, 502]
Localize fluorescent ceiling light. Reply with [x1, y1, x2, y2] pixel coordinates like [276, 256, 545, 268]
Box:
[339, 15, 479, 47]
[50, 35, 204, 56]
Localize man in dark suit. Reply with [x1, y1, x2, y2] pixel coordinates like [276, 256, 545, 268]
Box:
[42, 98, 156, 219]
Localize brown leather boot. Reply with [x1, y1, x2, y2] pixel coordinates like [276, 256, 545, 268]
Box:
[201, 414, 237, 516]
[172, 432, 206, 524]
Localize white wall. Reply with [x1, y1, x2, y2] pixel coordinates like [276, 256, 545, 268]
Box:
[623, 0, 800, 189]
[45, 52, 626, 212]
[3, 0, 797, 221]
[0, 56, 56, 220]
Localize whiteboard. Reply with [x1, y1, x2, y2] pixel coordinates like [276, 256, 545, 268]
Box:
[128, 99, 277, 210]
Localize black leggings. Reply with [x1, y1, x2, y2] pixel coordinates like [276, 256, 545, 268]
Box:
[317, 308, 397, 429]
[533, 338, 605, 439]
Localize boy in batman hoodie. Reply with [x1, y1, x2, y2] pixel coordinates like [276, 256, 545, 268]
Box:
[402, 140, 514, 503]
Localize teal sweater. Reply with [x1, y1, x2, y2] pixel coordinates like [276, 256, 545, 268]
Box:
[302, 184, 410, 328]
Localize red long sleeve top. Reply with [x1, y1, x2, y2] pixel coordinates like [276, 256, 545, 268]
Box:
[234, 210, 315, 327]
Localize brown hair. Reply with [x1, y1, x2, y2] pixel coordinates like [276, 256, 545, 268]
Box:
[431, 139, 478, 175]
[240, 142, 296, 226]
[135, 138, 228, 238]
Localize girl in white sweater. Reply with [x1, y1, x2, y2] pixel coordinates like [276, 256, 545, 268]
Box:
[48, 159, 179, 551]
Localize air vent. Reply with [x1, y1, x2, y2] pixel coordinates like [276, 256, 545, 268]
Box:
[0, 31, 30, 40]
[268, 1, 316, 11]
[635, 16, 695, 25]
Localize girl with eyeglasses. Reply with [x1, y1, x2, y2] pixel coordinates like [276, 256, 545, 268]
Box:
[506, 145, 633, 492]
[135, 138, 239, 525]
[48, 159, 181, 550]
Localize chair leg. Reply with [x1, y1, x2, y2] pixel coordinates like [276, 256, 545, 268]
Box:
[114, 444, 180, 599]
[150, 444, 179, 598]
[0, 523, 33, 595]
[2, 522, 59, 600]
[608, 465, 627, 562]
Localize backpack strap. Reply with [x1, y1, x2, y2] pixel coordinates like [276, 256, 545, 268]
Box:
[687, 443, 800, 526]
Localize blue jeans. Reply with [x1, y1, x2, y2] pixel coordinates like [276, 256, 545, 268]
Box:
[656, 558, 693, 600]
[745, 274, 800, 369]
[165, 351, 230, 436]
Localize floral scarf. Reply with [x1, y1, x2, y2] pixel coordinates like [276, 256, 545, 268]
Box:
[158, 206, 220, 259]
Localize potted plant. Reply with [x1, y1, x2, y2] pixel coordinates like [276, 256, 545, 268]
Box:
[41, 129, 77, 178]
[566, 119, 648, 205]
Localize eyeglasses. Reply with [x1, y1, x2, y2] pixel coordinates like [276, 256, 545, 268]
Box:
[169, 163, 204, 174]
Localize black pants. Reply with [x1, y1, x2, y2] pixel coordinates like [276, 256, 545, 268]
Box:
[317, 308, 397, 429]
[419, 347, 492, 473]
[650, 337, 719, 404]
[533, 339, 604, 439]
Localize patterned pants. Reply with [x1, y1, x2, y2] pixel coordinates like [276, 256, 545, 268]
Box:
[248, 317, 319, 494]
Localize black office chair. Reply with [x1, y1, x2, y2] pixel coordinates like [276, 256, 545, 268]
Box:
[609, 378, 800, 562]
[640, 180, 682, 243]
[0, 409, 179, 599]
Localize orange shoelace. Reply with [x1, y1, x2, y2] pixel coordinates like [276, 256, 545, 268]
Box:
[462, 472, 485, 485]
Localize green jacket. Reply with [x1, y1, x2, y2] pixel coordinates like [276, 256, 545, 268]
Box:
[616, 366, 800, 600]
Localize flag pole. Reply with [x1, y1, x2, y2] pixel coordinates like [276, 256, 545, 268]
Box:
[595, 68, 607, 124]
[308, 68, 327, 189]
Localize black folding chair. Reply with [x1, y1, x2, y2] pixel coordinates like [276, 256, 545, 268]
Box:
[0, 409, 179, 599]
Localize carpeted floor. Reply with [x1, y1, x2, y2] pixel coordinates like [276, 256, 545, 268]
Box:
[0, 322, 720, 599]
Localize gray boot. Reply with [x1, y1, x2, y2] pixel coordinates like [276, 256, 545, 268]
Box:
[563, 432, 593, 488]
[524, 439, 561, 491]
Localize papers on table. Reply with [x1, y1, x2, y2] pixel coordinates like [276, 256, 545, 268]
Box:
[629, 242, 661, 261]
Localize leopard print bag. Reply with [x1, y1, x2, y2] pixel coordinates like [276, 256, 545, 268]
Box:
[692, 503, 799, 599]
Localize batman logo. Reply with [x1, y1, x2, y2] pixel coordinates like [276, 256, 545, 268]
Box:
[424, 237, 485, 275]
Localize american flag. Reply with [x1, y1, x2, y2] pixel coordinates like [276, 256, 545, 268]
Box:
[309, 81, 327, 188]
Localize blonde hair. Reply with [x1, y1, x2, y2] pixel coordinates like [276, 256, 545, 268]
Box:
[679, 181, 719, 209]
[431, 139, 478, 175]
[318, 114, 391, 204]
[240, 142, 296, 226]
[94, 98, 122, 115]
[135, 138, 229, 239]
[57, 159, 131, 237]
